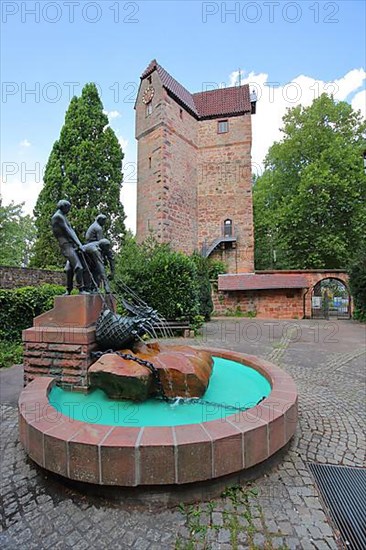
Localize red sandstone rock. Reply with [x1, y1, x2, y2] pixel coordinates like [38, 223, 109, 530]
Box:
[87, 344, 213, 401]
[132, 343, 213, 398]
[88, 353, 152, 401]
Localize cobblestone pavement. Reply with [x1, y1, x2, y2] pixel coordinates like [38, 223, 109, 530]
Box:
[1, 319, 365, 549]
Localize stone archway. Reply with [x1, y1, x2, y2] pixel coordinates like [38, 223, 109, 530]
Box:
[310, 277, 351, 319]
[301, 271, 351, 319]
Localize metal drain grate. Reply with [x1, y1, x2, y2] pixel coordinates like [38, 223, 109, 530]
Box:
[307, 463, 366, 549]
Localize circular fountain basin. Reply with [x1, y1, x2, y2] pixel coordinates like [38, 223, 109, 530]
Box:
[50, 356, 271, 426]
[18, 348, 298, 486]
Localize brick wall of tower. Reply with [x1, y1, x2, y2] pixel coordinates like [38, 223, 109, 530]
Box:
[136, 126, 164, 240]
[136, 78, 198, 253]
[162, 95, 198, 253]
[136, 70, 166, 243]
[197, 115, 254, 273]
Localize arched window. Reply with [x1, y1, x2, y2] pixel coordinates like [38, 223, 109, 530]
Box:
[146, 101, 153, 117]
[224, 219, 233, 237]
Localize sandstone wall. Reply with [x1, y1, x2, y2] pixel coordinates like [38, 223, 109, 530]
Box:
[0, 266, 65, 289]
[212, 287, 305, 320]
[162, 93, 198, 253]
[136, 74, 198, 254]
[136, 70, 166, 243]
[197, 115, 254, 273]
[212, 270, 351, 320]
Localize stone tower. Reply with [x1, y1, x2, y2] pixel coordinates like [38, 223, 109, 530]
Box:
[135, 60, 256, 273]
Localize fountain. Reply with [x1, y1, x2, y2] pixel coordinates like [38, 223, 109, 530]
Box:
[18, 201, 298, 491]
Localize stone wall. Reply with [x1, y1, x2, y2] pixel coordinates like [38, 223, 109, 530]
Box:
[212, 270, 351, 320]
[257, 270, 351, 318]
[197, 115, 254, 273]
[162, 92, 198, 253]
[212, 287, 305, 320]
[136, 74, 198, 254]
[0, 266, 65, 289]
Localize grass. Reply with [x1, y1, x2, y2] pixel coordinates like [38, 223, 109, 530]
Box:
[175, 484, 290, 550]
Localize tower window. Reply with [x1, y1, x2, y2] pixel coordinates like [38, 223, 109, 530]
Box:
[180, 108, 183, 120]
[224, 219, 233, 237]
[149, 156, 152, 169]
[148, 76, 152, 84]
[146, 101, 153, 116]
[218, 120, 228, 133]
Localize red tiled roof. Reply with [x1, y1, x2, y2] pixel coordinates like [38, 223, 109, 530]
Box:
[193, 86, 251, 119]
[140, 59, 198, 116]
[140, 60, 251, 119]
[141, 59, 158, 79]
[218, 273, 309, 291]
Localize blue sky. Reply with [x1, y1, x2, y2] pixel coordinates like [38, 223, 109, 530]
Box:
[1, 0, 365, 230]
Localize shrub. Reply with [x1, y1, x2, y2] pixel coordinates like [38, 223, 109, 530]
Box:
[0, 284, 64, 342]
[113, 237, 200, 321]
[208, 259, 227, 281]
[349, 254, 366, 322]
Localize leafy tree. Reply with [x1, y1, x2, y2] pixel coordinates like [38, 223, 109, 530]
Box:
[191, 252, 214, 320]
[349, 254, 366, 321]
[253, 94, 366, 269]
[0, 201, 36, 266]
[32, 83, 125, 267]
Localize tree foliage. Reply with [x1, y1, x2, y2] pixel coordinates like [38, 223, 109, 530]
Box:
[253, 94, 366, 270]
[32, 83, 125, 268]
[349, 254, 366, 321]
[0, 201, 36, 266]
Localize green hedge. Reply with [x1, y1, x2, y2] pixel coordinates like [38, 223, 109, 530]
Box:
[113, 237, 201, 321]
[0, 284, 64, 342]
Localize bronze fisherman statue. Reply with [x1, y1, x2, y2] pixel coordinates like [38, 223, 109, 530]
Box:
[51, 202, 114, 295]
[51, 200, 88, 294]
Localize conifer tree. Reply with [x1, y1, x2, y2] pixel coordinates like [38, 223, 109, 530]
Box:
[32, 83, 125, 267]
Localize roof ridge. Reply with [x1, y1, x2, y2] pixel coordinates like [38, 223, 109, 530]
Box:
[192, 83, 250, 96]
[139, 60, 252, 119]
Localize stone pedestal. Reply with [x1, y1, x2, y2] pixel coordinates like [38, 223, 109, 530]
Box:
[22, 295, 112, 390]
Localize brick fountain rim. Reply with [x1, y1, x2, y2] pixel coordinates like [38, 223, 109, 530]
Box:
[18, 347, 298, 487]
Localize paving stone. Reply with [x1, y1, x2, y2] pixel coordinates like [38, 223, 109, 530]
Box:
[253, 532, 267, 547]
[218, 528, 231, 543]
[1, 320, 365, 549]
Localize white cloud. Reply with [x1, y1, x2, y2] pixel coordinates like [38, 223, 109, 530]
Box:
[117, 134, 128, 150]
[231, 68, 366, 174]
[120, 179, 136, 233]
[229, 70, 243, 87]
[103, 109, 121, 120]
[0, 177, 42, 215]
[351, 89, 366, 118]
[332, 68, 366, 100]
[19, 139, 31, 148]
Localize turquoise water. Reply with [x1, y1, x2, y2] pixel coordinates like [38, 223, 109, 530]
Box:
[49, 357, 271, 427]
